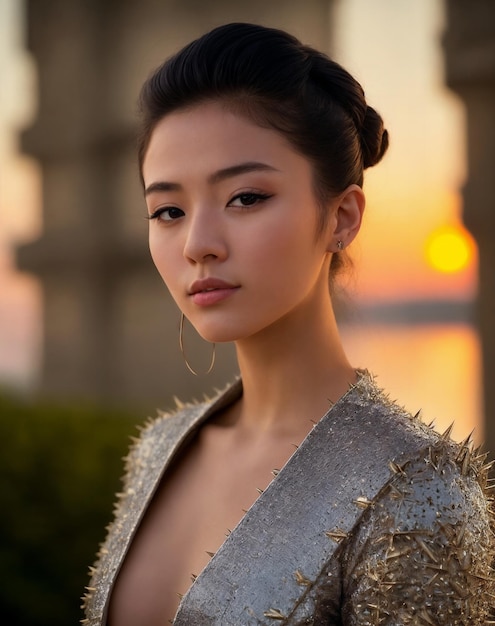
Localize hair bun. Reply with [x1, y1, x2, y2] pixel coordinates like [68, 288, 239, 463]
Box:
[360, 106, 389, 168]
[307, 54, 388, 170]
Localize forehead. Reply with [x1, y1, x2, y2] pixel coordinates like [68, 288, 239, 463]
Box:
[142, 101, 313, 183]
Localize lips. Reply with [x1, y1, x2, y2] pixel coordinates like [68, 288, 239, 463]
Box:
[188, 277, 240, 306]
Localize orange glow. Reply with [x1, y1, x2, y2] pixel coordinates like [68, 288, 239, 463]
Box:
[425, 224, 476, 275]
[349, 190, 477, 302]
[340, 323, 482, 444]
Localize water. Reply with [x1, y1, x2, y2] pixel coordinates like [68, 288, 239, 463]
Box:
[340, 322, 482, 445]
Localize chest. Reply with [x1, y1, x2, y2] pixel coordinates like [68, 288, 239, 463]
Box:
[107, 429, 299, 626]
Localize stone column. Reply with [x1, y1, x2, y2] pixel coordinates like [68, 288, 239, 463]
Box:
[443, 0, 495, 456]
[17, 0, 334, 409]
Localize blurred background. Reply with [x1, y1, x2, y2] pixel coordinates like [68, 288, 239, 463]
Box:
[0, 0, 494, 624]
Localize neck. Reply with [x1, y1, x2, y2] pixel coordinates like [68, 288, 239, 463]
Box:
[232, 295, 356, 436]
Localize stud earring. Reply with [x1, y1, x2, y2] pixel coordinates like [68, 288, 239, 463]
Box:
[336, 240, 344, 251]
[179, 313, 216, 376]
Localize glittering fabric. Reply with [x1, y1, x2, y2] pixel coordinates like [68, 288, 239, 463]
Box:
[82, 372, 495, 625]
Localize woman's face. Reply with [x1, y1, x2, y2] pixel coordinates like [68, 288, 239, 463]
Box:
[143, 101, 340, 344]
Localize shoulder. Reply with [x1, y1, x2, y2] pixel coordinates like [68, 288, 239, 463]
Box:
[125, 398, 206, 464]
[122, 379, 242, 486]
[82, 381, 241, 622]
[341, 424, 495, 624]
[123, 397, 216, 484]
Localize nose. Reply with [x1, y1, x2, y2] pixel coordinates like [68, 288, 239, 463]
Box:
[183, 209, 227, 264]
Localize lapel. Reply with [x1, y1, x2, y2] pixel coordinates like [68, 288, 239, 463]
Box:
[86, 372, 434, 626]
[173, 373, 435, 625]
[85, 379, 243, 626]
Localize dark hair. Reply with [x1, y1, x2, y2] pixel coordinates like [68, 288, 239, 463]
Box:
[138, 23, 388, 269]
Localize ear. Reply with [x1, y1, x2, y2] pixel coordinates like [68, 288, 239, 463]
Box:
[326, 184, 365, 252]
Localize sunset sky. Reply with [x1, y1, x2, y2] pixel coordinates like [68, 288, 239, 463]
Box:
[0, 0, 481, 435]
[333, 0, 474, 301]
[0, 0, 473, 301]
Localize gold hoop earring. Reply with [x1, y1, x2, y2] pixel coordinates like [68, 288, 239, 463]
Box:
[179, 313, 216, 376]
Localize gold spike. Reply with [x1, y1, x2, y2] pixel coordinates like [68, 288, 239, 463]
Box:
[256, 487, 264, 495]
[448, 578, 470, 599]
[455, 445, 468, 464]
[388, 484, 405, 501]
[459, 430, 475, 448]
[472, 443, 484, 457]
[428, 445, 441, 471]
[441, 423, 454, 440]
[271, 468, 280, 477]
[392, 528, 433, 537]
[294, 569, 312, 586]
[457, 550, 472, 571]
[417, 609, 437, 625]
[385, 545, 413, 560]
[373, 533, 392, 547]
[468, 571, 495, 583]
[416, 537, 438, 563]
[388, 460, 406, 476]
[461, 447, 472, 476]
[176, 592, 184, 600]
[473, 450, 489, 466]
[325, 528, 348, 543]
[263, 608, 286, 620]
[173, 395, 185, 409]
[426, 572, 440, 586]
[353, 496, 373, 509]
[225, 528, 232, 537]
[206, 551, 215, 558]
[191, 573, 197, 583]
[438, 521, 455, 542]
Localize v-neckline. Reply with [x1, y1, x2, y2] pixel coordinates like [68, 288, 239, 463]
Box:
[173, 371, 369, 623]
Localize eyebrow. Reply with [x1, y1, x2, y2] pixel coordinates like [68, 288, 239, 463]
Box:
[208, 161, 279, 184]
[144, 161, 279, 196]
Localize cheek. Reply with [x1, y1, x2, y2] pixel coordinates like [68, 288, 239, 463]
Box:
[148, 234, 163, 272]
[149, 233, 179, 288]
[241, 219, 323, 297]
[247, 213, 318, 268]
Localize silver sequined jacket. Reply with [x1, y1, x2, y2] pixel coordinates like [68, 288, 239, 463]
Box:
[83, 372, 495, 625]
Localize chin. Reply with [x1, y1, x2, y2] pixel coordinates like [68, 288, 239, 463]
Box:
[197, 329, 240, 344]
[194, 320, 253, 344]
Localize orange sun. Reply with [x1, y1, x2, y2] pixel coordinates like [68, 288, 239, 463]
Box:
[425, 224, 476, 274]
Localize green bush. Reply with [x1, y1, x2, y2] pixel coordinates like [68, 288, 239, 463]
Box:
[0, 393, 139, 626]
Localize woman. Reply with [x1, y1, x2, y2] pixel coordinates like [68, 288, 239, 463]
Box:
[82, 23, 495, 625]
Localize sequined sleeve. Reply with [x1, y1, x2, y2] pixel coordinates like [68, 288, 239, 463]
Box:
[341, 442, 495, 625]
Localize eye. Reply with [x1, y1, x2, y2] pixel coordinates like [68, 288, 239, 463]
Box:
[147, 207, 185, 222]
[228, 192, 272, 208]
